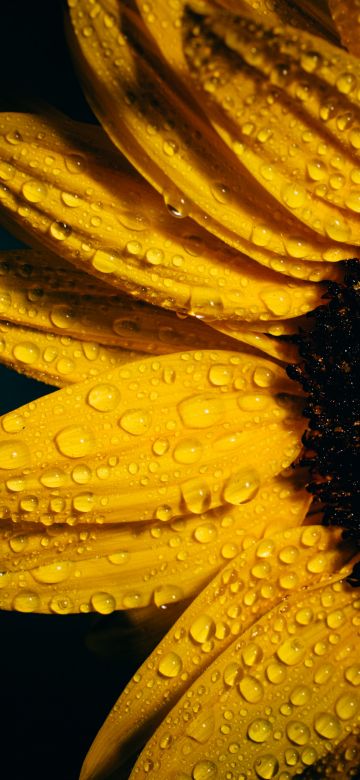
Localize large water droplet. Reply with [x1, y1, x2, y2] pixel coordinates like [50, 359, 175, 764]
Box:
[55, 425, 95, 458]
[0, 440, 31, 470]
[158, 651, 183, 678]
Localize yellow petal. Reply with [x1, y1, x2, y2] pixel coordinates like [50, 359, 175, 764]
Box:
[129, 563, 360, 779]
[0, 248, 243, 362]
[0, 350, 304, 524]
[67, 1, 355, 277]
[0, 473, 310, 612]
[0, 115, 326, 319]
[79, 525, 357, 779]
[0, 320, 146, 387]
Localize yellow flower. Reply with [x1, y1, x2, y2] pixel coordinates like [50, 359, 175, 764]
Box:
[0, 1, 359, 778]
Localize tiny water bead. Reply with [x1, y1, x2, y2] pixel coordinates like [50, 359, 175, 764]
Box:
[87, 383, 121, 411]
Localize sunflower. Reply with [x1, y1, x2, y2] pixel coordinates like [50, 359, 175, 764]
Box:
[0, 0, 359, 778]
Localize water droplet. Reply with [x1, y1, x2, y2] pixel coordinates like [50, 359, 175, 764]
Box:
[266, 662, 286, 685]
[152, 438, 169, 456]
[32, 562, 72, 584]
[290, 685, 311, 706]
[286, 720, 310, 745]
[50, 304, 76, 329]
[55, 425, 95, 458]
[40, 468, 66, 488]
[73, 492, 95, 513]
[13, 591, 40, 613]
[194, 522, 217, 543]
[223, 662, 240, 687]
[71, 465, 92, 484]
[208, 364, 234, 386]
[314, 712, 341, 739]
[153, 584, 184, 607]
[187, 713, 215, 743]
[181, 478, 211, 514]
[119, 409, 151, 435]
[254, 754, 279, 779]
[345, 663, 360, 686]
[91, 592, 116, 614]
[13, 342, 40, 364]
[178, 393, 225, 428]
[239, 675, 264, 703]
[49, 597, 74, 614]
[108, 551, 129, 565]
[335, 693, 359, 720]
[22, 180, 47, 203]
[277, 638, 305, 666]
[0, 161, 15, 180]
[61, 191, 80, 207]
[0, 440, 31, 470]
[192, 760, 218, 779]
[223, 469, 260, 505]
[65, 154, 87, 173]
[49, 221, 72, 241]
[5, 129, 22, 144]
[1, 412, 25, 433]
[189, 614, 215, 644]
[158, 652, 183, 678]
[253, 367, 275, 388]
[260, 287, 292, 316]
[248, 718, 272, 743]
[173, 438, 202, 464]
[87, 383, 121, 412]
[145, 247, 164, 265]
[242, 643, 263, 667]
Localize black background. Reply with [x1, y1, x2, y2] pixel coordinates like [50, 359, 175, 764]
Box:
[0, 2, 140, 778]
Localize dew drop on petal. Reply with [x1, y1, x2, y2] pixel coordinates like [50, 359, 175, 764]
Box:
[0, 440, 31, 470]
[55, 425, 95, 458]
[158, 651, 183, 678]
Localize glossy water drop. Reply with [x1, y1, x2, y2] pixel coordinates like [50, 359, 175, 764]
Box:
[192, 760, 218, 779]
[173, 438, 202, 464]
[208, 364, 233, 386]
[277, 638, 305, 666]
[0, 440, 31, 470]
[247, 718, 272, 743]
[49, 221, 72, 241]
[187, 713, 215, 743]
[223, 469, 260, 505]
[242, 643, 263, 667]
[87, 383, 121, 412]
[32, 562, 72, 584]
[13, 342, 40, 364]
[345, 663, 360, 686]
[13, 591, 40, 612]
[1, 413, 25, 433]
[55, 425, 95, 458]
[91, 592, 116, 614]
[189, 614, 215, 644]
[50, 304, 76, 329]
[335, 693, 359, 720]
[253, 367, 275, 388]
[119, 409, 151, 435]
[239, 675, 264, 703]
[266, 662, 286, 684]
[290, 685, 311, 706]
[194, 522, 217, 543]
[73, 492, 94, 513]
[286, 721, 310, 745]
[254, 754, 279, 779]
[158, 651, 183, 678]
[40, 468, 66, 488]
[181, 478, 211, 514]
[314, 712, 341, 739]
[22, 180, 47, 203]
[153, 584, 184, 607]
[178, 393, 224, 428]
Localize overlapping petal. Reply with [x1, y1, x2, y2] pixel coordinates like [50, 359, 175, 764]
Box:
[0, 113, 327, 321]
[79, 524, 359, 779]
[0, 349, 304, 526]
[68, 0, 360, 277]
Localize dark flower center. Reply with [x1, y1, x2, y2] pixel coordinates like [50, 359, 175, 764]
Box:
[286, 261, 360, 581]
